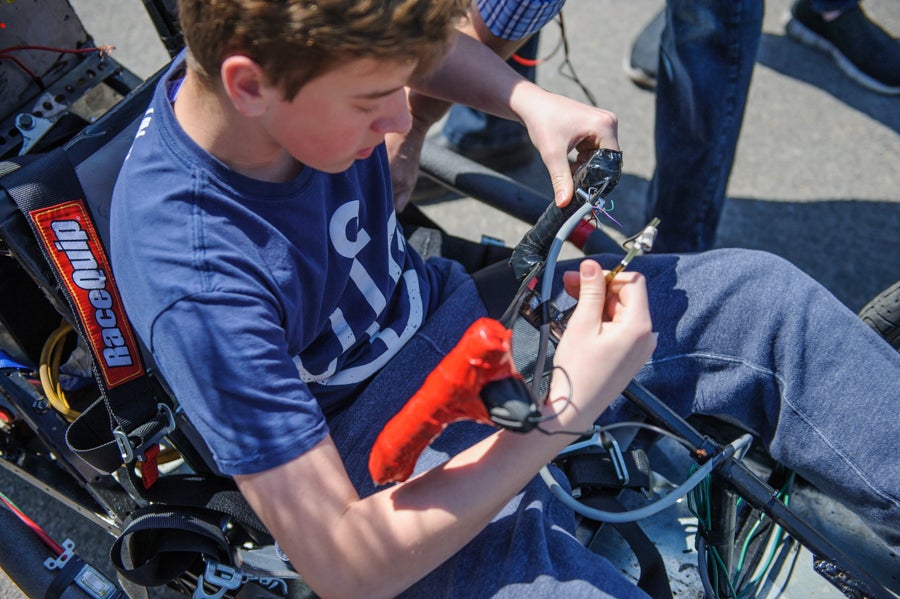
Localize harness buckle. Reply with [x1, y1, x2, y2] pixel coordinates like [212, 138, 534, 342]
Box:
[194, 560, 242, 599]
[112, 402, 176, 464]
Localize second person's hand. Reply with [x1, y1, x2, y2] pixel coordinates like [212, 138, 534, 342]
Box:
[510, 86, 620, 209]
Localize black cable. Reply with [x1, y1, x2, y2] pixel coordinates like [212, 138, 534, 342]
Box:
[533, 366, 597, 437]
[556, 12, 598, 107]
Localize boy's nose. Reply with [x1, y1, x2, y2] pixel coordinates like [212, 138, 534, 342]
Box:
[373, 90, 412, 135]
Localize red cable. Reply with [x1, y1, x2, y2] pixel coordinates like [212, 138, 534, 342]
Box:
[511, 53, 540, 67]
[0, 54, 40, 84]
[1, 494, 65, 556]
[0, 44, 114, 91]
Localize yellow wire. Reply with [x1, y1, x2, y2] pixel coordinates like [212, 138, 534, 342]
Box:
[40, 322, 183, 466]
[39, 322, 81, 420]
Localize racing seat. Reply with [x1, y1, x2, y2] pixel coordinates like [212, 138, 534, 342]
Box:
[0, 66, 288, 593]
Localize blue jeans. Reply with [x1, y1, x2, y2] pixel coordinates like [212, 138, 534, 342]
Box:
[647, 0, 764, 252]
[327, 250, 900, 597]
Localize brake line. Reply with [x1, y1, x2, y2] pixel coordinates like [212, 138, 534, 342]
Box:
[540, 434, 753, 523]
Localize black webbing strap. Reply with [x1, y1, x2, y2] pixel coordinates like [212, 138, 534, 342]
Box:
[582, 493, 674, 599]
[110, 506, 232, 587]
[44, 554, 86, 599]
[565, 449, 652, 491]
[106, 472, 273, 586]
[143, 474, 271, 539]
[1, 149, 172, 473]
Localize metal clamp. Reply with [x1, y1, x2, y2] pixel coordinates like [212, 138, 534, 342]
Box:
[557, 427, 630, 486]
[15, 113, 55, 156]
[600, 431, 630, 487]
[574, 179, 610, 209]
[43, 538, 76, 571]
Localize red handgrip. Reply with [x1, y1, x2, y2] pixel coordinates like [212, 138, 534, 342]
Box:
[368, 317, 520, 485]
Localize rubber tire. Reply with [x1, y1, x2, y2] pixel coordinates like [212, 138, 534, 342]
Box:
[858, 280, 900, 351]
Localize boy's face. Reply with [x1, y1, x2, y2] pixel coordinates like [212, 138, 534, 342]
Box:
[259, 57, 416, 173]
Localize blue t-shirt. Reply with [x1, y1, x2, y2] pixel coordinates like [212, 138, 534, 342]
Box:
[110, 57, 443, 475]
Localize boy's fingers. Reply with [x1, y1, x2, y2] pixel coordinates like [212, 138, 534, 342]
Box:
[565, 260, 606, 329]
[561, 270, 581, 298]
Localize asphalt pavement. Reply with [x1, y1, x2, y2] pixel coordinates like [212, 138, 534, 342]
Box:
[1, 0, 898, 597]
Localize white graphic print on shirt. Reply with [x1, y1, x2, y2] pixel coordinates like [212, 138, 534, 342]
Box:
[293, 200, 423, 386]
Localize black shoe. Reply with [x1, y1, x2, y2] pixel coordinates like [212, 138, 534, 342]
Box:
[786, 0, 900, 95]
[624, 9, 665, 90]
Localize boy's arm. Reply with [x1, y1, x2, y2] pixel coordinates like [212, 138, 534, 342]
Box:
[235, 262, 656, 599]
[411, 32, 619, 207]
[236, 428, 575, 598]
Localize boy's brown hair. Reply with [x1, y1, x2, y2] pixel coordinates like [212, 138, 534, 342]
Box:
[178, 0, 470, 99]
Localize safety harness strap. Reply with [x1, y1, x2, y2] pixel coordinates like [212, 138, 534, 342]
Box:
[582, 493, 674, 599]
[44, 554, 87, 599]
[145, 474, 270, 538]
[110, 506, 231, 587]
[1, 150, 172, 473]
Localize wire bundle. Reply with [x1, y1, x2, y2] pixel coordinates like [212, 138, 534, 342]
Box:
[690, 469, 795, 598]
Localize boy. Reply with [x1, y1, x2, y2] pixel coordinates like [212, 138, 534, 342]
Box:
[111, 0, 899, 597]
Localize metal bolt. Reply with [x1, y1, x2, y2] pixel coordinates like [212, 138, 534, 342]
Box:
[16, 113, 35, 130]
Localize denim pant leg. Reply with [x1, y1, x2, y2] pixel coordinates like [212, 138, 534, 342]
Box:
[646, 1, 764, 253]
[586, 249, 900, 548]
[329, 250, 898, 596]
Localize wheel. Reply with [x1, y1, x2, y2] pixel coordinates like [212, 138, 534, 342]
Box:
[858, 280, 900, 351]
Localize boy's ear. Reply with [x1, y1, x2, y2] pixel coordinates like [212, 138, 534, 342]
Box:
[220, 55, 273, 117]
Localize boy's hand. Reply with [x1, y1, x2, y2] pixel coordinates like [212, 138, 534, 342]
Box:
[548, 260, 655, 428]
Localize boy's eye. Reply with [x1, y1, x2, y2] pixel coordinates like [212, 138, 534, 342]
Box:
[355, 104, 378, 115]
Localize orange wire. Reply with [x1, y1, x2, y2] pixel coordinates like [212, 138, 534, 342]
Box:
[511, 53, 540, 67]
[0, 44, 115, 57]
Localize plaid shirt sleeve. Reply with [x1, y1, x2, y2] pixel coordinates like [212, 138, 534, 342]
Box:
[475, 0, 567, 40]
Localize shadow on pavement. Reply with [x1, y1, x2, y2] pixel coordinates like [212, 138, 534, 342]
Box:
[717, 196, 899, 312]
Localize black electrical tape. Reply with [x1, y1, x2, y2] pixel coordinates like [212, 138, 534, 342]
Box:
[508, 149, 623, 281]
[509, 196, 586, 281]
